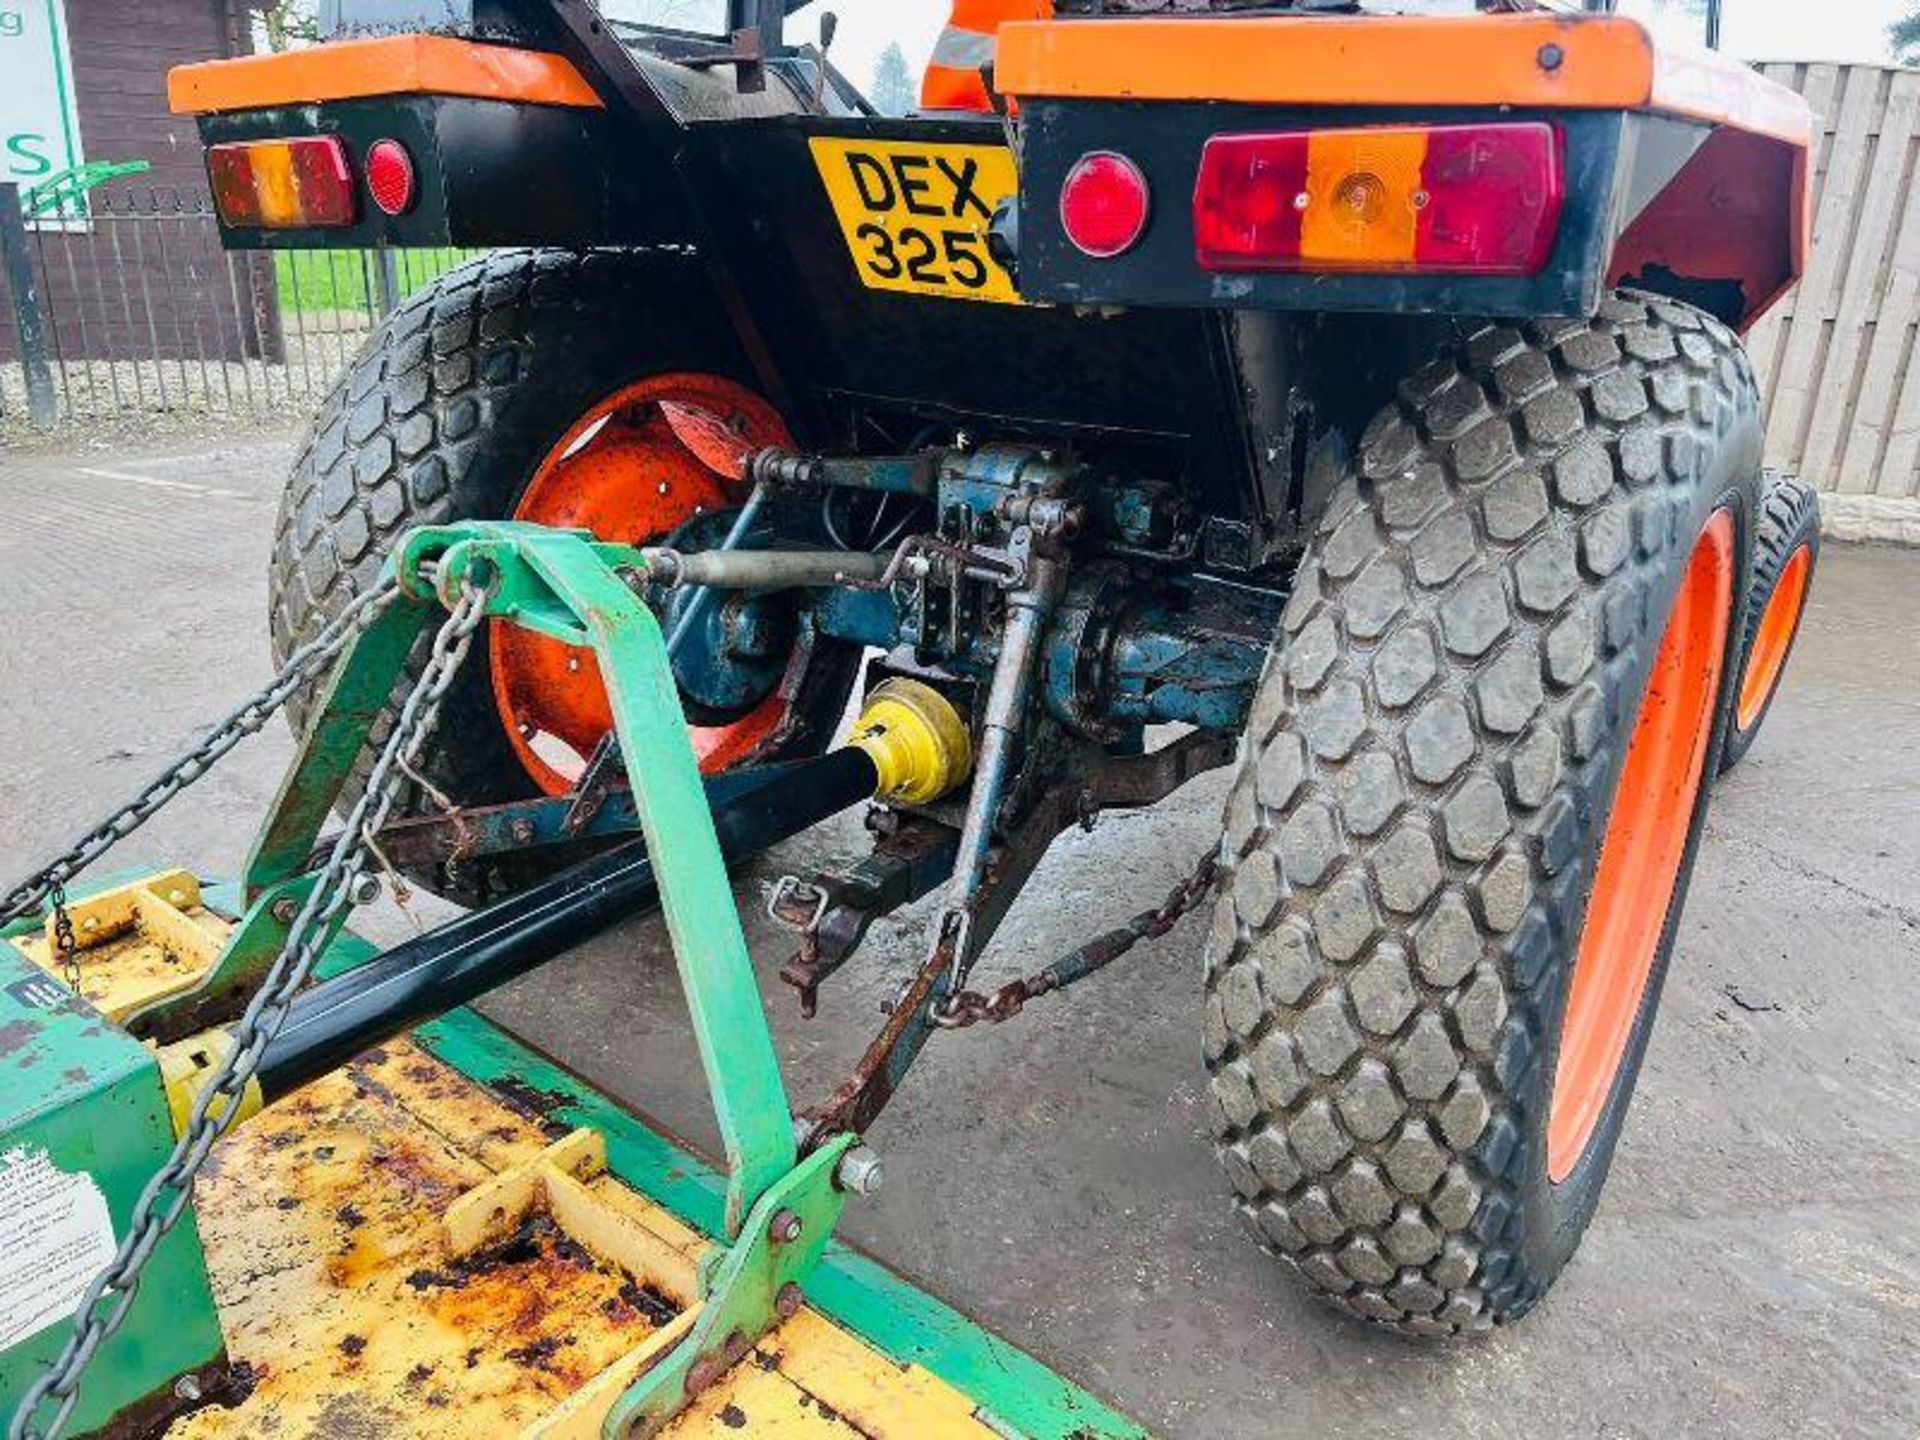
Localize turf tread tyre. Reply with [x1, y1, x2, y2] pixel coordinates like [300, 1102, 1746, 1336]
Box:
[1203, 292, 1762, 1335]
[268, 249, 856, 904]
[1718, 470, 1820, 774]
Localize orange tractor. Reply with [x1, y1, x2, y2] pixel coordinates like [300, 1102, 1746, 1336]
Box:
[2, 2, 1825, 1436]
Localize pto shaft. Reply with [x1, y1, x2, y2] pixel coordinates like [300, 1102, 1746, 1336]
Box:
[255, 748, 878, 1099]
[253, 680, 971, 1101]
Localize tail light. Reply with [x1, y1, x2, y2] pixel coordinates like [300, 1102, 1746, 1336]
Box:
[207, 137, 356, 229]
[1061, 151, 1151, 259]
[1193, 123, 1563, 275]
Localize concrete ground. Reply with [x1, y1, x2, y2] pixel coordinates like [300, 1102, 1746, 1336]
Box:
[2, 431, 1917, 1439]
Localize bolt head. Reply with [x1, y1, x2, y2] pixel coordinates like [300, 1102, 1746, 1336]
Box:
[173, 1374, 203, 1403]
[1538, 41, 1565, 70]
[270, 898, 298, 924]
[835, 1146, 885, 1198]
[349, 873, 383, 907]
[775, 1282, 804, 1319]
[684, 1356, 721, 1397]
[770, 1208, 803, 1244]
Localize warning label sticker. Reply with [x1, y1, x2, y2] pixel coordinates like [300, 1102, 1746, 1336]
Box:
[5, 974, 72, 1013]
[0, 1146, 117, 1348]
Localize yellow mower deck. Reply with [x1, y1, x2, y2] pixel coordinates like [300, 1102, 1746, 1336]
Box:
[12, 871, 228, 1024]
[180, 1039, 993, 1439]
[2, 875, 1143, 1439]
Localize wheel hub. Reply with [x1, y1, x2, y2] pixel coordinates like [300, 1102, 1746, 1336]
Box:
[490, 372, 799, 795]
[657, 507, 799, 722]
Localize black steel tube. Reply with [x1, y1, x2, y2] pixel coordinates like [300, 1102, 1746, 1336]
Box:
[256, 746, 879, 1099]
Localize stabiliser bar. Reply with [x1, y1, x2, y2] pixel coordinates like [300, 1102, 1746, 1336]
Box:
[256, 746, 885, 1100]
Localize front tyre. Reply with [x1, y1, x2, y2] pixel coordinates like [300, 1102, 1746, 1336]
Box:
[1718, 471, 1820, 775]
[1203, 293, 1761, 1334]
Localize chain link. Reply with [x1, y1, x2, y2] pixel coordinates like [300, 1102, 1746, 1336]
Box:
[6, 581, 488, 1440]
[0, 581, 404, 932]
[45, 883, 81, 993]
[936, 851, 1220, 1030]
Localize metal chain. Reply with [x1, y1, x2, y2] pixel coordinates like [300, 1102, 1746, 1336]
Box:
[46, 883, 80, 992]
[0, 582, 402, 930]
[6, 581, 489, 1440]
[936, 851, 1221, 1030]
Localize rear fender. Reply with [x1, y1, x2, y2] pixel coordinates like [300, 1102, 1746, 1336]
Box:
[1609, 122, 1808, 329]
[998, 12, 1813, 329]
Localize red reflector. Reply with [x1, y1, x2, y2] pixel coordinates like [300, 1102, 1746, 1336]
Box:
[365, 139, 418, 217]
[205, 136, 356, 230]
[1060, 152, 1151, 259]
[1193, 123, 1564, 276]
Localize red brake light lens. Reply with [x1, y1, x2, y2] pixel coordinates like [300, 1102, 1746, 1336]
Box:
[1193, 122, 1564, 276]
[365, 139, 418, 217]
[206, 136, 356, 230]
[206, 146, 261, 227]
[1061, 151, 1151, 259]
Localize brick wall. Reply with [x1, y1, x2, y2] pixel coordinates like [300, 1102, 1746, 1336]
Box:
[1, 0, 274, 366]
[66, 0, 246, 192]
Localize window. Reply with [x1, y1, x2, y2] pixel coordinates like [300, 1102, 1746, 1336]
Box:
[598, 1, 731, 37]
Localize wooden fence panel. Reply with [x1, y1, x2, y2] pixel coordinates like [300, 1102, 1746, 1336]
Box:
[1752, 62, 1920, 542]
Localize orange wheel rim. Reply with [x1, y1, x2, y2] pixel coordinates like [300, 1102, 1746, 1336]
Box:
[1548, 510, 1736, 1182]
[1734, 543, 1811, 732]
[490, 373, 796, 796]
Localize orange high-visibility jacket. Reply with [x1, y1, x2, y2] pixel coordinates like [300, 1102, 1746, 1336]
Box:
[921, 0, 1054, 113]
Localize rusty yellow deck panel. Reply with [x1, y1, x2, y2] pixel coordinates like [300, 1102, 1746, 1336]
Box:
[176, 1039, 1003, 1438]
[15, 870, 225, 1021]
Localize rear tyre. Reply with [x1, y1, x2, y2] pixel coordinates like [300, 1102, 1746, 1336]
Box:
[1717, 471, 1820, 775]
[1203, 293, 1761, 1334]
[269, 249, 859, 905]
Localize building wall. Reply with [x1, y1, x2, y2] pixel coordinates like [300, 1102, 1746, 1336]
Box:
[64, 0, 246, 192]
[0, 0, 265, 367]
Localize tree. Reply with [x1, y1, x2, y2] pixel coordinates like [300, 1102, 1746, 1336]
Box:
[250, 0, 318, 53]
[870, 42, 915, 118]
[1894, 6, 1920, 65]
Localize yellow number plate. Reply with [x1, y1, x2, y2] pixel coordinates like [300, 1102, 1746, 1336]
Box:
[809, 138, 1023, 305]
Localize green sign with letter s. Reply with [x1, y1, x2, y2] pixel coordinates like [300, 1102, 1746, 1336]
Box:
[1, 0, 84, 185]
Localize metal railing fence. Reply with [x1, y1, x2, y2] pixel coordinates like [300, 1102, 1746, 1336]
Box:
[0, 184, 480, 433]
